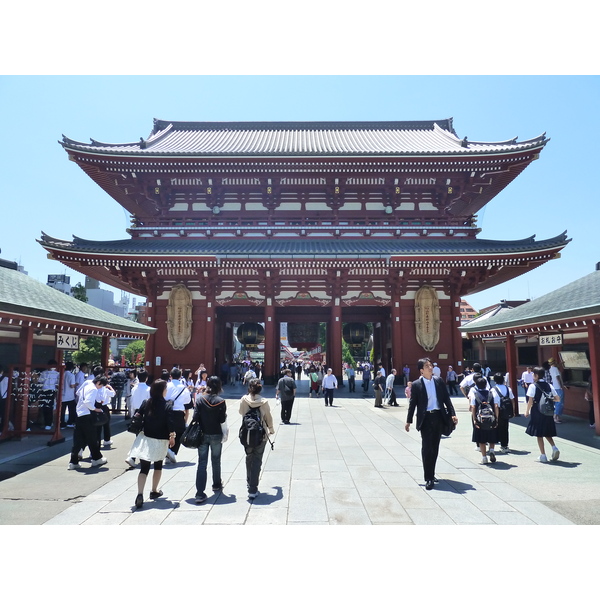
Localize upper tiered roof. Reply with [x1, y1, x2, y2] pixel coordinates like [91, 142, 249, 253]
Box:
[61, 118, 548, 157]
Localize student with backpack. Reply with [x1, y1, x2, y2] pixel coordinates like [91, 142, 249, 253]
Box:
[470, 376, 500, 464]
[239, 378, 275, 500]
[491, 373, 515, 453]
[525, 366, 560, 463]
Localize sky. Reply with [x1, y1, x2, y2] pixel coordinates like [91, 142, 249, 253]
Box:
[1, 75, 599, 313]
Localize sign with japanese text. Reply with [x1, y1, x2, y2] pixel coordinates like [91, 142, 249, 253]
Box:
[56, 333, 80, 350]
[539, 333, 563, 346]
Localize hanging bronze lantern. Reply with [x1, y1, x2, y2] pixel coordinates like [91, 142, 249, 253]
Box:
[343, 322, 369, 348]
[287, 322, 320, 350]
[236, 322, 265, 348]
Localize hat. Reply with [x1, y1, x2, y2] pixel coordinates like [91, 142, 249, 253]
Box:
[548, 358, 555, 364]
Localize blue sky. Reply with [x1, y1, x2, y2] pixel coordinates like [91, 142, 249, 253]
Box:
[1, 75, 598, 312]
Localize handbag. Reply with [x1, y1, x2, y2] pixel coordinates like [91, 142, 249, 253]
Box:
[127, 411, 144, 435]
[181, 421, 204, 448]
[90, 408, 109, 427]
[441, 406, 456, 437]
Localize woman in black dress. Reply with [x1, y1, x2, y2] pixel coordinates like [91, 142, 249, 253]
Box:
[525, 366, 560, 463]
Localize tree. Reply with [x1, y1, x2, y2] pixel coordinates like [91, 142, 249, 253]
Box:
[72, 282, 88, 302]
[122, 340, 145, 366]
[72, 336, 103, 365]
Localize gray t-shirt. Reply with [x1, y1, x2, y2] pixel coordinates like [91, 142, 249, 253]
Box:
[277, 376, 296, 401]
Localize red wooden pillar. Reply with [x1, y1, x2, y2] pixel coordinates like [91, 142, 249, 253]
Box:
[505, 333, 519, 416]
[391, 300, 403, 371]
[263, 301, 278, 385]
[15, 326, 35, 436]
[144, 297, 157, 371]
[588, 322, 600, 435]
[451, 297, 463, 370]
[203, 299, 216, 375]
[330, 300, 343, 384]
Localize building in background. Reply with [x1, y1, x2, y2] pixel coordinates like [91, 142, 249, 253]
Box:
[40, 118, 570, 384]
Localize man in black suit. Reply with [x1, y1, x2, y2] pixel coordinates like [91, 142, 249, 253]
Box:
[405, 358, 458, 490]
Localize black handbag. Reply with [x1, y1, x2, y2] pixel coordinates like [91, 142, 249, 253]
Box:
[181, 421, 204, 448]
[441, 407, 456, 437]
[91, 408, 109, 427]
[127, 412, 144, 435]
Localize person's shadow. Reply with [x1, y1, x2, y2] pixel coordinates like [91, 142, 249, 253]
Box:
[249, 486, 284, 505]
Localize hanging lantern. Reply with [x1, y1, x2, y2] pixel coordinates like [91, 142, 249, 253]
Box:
[343, 322, 369, 348]
[236, 322, 265, 348]
[287, 322, 320, 350]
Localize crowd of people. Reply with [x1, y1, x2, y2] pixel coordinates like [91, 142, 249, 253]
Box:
[0, 348, 583, 506]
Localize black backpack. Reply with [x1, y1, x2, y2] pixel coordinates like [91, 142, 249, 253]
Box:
[239, 406, 264, 447]
[474, 389, 496, 429]
[535, 382, 556, 416]
[495, 385, 514, 419]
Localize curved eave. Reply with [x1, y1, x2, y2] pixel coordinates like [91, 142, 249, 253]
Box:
[38, 232, 570, 261]
[460, 307, 600, 337]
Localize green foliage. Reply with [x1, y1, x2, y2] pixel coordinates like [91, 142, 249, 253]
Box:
[342, 339, 356, 366]
[72, 282, 88, 303]
[72, 336, 102, 365]
[122, 340, 145, 365]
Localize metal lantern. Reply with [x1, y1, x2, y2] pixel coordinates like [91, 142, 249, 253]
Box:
[236, 322, 265, 348]
[287, 322, 320, 350]
[343, 322, 369, 348]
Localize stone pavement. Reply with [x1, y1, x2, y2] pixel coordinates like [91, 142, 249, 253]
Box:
[1, 380, 599, 525]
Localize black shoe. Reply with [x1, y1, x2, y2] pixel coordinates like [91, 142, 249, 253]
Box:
[135, 493, 144, 509]
[425, 480, 435, 490]
[149, 490, 163, 500]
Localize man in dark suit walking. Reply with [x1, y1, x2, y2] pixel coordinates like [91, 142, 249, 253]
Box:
[405, 358, 458, 490]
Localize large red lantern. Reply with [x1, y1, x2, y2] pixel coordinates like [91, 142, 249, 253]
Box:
[343, 322, 369, 348]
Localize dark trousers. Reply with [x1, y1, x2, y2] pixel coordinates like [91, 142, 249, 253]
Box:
[362, 378, 370, 391]
[348, 376, 355, 392]
[419, 410, 443, 481]
[324, 388, 334, 406]
[70, 414, 103, 463]
[171, 411, 187, 454]
[245, 439, 267, 494]
[61, 400, 77, 426]
[40, 390, 56, 427]
[497, 417, 510, 447]
[447, 381, 459, 396]
[96, 405, 112, 443]
[280, 398, 294, 423]
[386, 388, 398, 405]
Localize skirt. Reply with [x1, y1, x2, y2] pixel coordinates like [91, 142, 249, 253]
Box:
[525, 404, 557, 438]
[129, 433, 169, 463]
[472, 425, 499, 444]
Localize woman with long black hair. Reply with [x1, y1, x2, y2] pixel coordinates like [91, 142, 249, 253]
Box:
[128, 379, 176, 509]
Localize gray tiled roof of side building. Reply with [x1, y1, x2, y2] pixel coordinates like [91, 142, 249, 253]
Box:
[0, 266, 156, 336]
[461, 269, 600, 332]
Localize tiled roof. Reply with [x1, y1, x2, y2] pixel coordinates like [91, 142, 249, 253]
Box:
[60, 119, 548, 157]
[461, 269, 600, 333]
[0, 266, 156, 336]
[39, 232, 569, 259]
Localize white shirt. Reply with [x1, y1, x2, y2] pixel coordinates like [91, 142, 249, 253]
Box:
[432, 365, 441, 377]
[385, 373, 396, 390]
[491, 384, 514, 402]
[129, 382, 150, 413]
[166, 379, 191, 411]
[469, 387, 500, 407]
[527, 382, 558, 399]
[39, 369, 59, 391]
[63, 370, 76, 402]
[421, 376, 440, 411]
[76, 382, 100, 416]
[379, 367, 386, 377]
[521, 370, 534, 385]
[549, 366, 562, 389]
[322, 374, 338, 389]
[460, 373, 490, 393]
